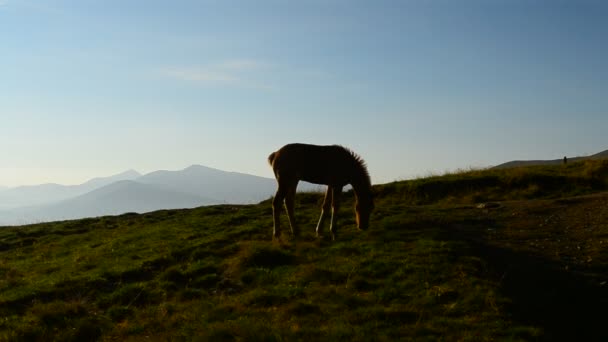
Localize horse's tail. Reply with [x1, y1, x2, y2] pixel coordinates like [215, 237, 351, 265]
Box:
[268, 152, 277, 166]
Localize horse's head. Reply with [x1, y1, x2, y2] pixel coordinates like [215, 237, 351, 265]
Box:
[355, 195, 374, 231]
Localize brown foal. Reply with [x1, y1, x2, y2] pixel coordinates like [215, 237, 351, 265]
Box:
[268, 143, 374, 240]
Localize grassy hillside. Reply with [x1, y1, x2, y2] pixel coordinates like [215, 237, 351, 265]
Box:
[1, 160, 607, 341]
[493, 149, 608, 169]
[377, 159, 608, 204]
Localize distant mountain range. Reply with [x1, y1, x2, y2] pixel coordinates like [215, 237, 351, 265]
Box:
[0, 170, 142, 209]
[0, 165, 319, 226]
[493, 149, 608, 169]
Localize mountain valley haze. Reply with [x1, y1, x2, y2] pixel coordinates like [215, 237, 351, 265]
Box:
[0, 165, 318, 225]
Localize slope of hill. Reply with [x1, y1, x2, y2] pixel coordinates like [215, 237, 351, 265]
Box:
[590, 149, 608, 159]
[1, 159, 607, 340]
[375, 158, 608, 206]
[493, 149, 608, 169]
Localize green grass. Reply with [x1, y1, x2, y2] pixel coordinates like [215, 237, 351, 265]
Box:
[1, 160, 607, 341]
[376, 159, 608, 205]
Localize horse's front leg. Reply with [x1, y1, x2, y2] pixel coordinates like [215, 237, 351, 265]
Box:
[329, 186, 342, 241]
[316, 186, 333, 237]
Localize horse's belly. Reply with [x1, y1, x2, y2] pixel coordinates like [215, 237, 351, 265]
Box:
[299, 173, 326, 185]
[300, 173, 347, 187]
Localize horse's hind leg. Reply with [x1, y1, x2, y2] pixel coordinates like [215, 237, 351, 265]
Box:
[284, 183, 299, 236]
[316, 186, 333, 237]
[272, 187, 286, 239]
[329, 186, 342, 241]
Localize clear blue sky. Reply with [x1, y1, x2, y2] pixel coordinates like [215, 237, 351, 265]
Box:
[1, 0, 607, 187]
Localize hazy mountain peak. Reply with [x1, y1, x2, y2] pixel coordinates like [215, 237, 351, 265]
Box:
[82, 170, 142, 188]
[182, 164, 225, 174]
[118, 169, 143, 178]
[184, 164, 209, 170]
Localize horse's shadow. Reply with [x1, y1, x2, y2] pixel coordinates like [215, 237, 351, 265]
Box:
[475, 243, 607, 341]
[437, 219, 608, 341]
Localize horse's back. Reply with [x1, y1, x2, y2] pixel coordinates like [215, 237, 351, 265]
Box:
[270, 144, 354, 185]
[271, 144, 348, 168]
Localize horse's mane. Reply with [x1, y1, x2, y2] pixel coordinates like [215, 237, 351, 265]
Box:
[339, 145, 372, 189]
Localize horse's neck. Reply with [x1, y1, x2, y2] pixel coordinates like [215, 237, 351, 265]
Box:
[351, 176, 371, 200]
